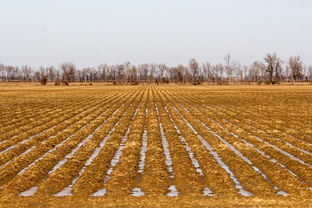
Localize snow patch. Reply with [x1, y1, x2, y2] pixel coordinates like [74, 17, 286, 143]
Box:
[132, 188, 144, 197]
[167, 185, 179, 197]
[91, 188, 107, 196]
[20, 186, 38, 197]
[92, 105, 139, 196]
[203, 187, 215, 196]
[138, 129, 148, 174]
[172, 105, 251, 197]
[1, 146, 36, 170]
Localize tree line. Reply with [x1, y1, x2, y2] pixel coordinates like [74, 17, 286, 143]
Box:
[1, 53, 312, 85]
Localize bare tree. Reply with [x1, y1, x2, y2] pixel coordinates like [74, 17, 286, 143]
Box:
[2, 52, 311, 85]
[124, 62, 131, 83]
[236, 64, 244, 82]
[5, 66, 15, 82]
[158, 64, 168, 83]
[21, 65, 32, 81]
[33, 71, 40, 82]
[137, 64, 148, 82]
[308, 66, 312, 83]
[172, 65, 187, 83]
[288, 56, 304, 82]
[285, 66, 291, 82]
[38, 66, 48, 85]
[0, 64, 4, 81]
[264, 53, 283, 84]
[202, 62, 214, 83]
[148, 64, 157, 83]
[98, 64, 109, 82]
[214, 64, 224, 84]
[116, 64, 125, 83]
[129, 66, 138, 84]
[224, 54, 236, 84]
[60, 62, 76, 82]
[82, 67, 97, 83]
[249, 61, 264, 83]
[46, 66, 56, 81]
[189, 58, 200, 85]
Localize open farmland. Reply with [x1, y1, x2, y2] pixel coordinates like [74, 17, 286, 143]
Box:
[0, 84, 311, 207]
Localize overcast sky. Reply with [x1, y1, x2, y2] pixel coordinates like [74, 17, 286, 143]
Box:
[0, 0, 311, 68]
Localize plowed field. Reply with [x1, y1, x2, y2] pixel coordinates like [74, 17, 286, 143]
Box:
[0, 84, 311, 207]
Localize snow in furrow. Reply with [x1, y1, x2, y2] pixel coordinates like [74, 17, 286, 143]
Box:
[20, 105, 124, 196]
[190, 104, 312, 192]
[200, 104, 311, 167]
[0, 128, 53, 155]
[138, 108, 149, 175]
[1, 104, 100, 154]
[242, 134, 312, 191]
[247, 124, 312, 156]
[0, 146, 36, 169]
[203, 103, 312, 147]
[220, 118, 312, 190]
[18, 125, 90, 175]
[155, 104, 179, 197]
[132, 108, 148, 197]
[164, 106, 214, 196]
[92, 105, 140, 197]
[0, 139, 10, 146]
[276, 138, 312, 156]
[12, 103, 119, 174]
[50, 105, 124, 176]
[138, 129, 148, 174]
[0, 145, 15, 155]
[238, 108, 312, 147]
[254, 136, 312, 169]
[165, 106, 203, 177]
[132, 188, 145, 197]
[54, 105, 129, 196]
[20, 186, 38, 197]
[171, 104, 252, 197]
[185, 106, 287, 195]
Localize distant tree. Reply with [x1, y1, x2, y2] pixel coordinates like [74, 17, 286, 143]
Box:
[39, 75, 48, 85]
[98, 64, 109, 82]
[124, 62, 131, 83]
[82, 67, 93, 82]
[116, 64, 125, 82]
[213, 64, 224, 84]
[249, 61, 265, 83]
[158, 64, 168, 83]
[2, 53, 312, 84]
[235, 64, 244, 82]
[285, 66, 291, 82]
[21, 65, 32, 81]
[60, 62, 76, 82]
[288, 56, 304, 82]
[264, 53, 283, 84]
[308, 66, 312, 83]
[139, 64, 149, 82]
[5, 66, 15, 82]
[33, 71, 40, 82]
[149, 64, 157, 83]
[46, 66, 56, 81]
[37, 66, 48, 85]
[0, 64, 4, 81]
[189, 58, 200, 85]
[172, 65, 186, 83]
[202, 62, 213, 83]
[224, 54, 236, 84]
[129, 66, 138, 84]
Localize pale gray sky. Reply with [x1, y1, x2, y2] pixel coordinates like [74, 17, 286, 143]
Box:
[0, 0, 311, 68]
